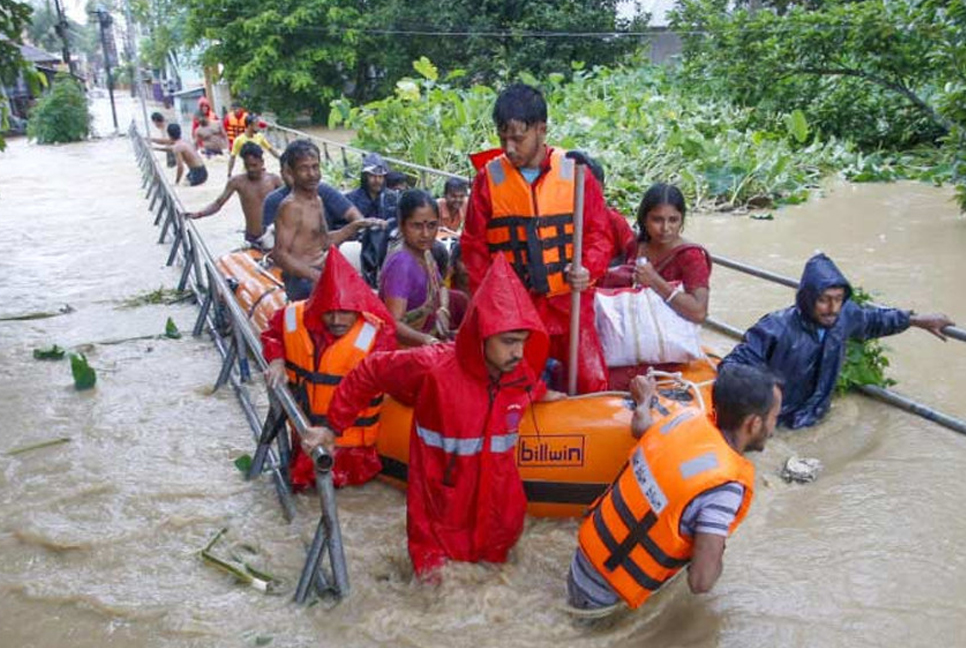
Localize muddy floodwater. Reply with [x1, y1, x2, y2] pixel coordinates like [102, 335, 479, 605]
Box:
[1, 96, 965, 647]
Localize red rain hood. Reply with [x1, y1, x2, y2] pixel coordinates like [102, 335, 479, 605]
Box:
[455, 255, 549, 381]
[303, 248, 395, 337]
[469, 148, 503, 172]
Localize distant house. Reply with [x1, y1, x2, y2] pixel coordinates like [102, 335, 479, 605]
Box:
[3, 43, 64, 123]
[619, 0, 682, 64]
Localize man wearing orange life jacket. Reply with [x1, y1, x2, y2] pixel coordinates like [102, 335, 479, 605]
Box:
[261, 247, 397, 489]
[567, 364, 782, 612]
[224, 102, 249, 152]
[461, 83, 612, 394]
[301, 256, 565, 576]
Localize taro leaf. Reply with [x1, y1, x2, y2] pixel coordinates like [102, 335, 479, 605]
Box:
[68, 353, 96, 390]
[784, 109, 809, 144]
[165, 317, 182, 339]
[234, 454, 253, 473]
[412, 56, 438, 82]
[33, 344, 66, 360]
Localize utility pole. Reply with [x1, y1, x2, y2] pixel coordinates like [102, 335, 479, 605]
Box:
[94, 8, 119, 132]
[52, 0, 75, 75]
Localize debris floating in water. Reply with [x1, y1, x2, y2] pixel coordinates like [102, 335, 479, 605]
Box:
[119, 286, 191, 309]
[68, 352, 97, 390]
[780, 456, 823, 483]
[198, 527, 283, 595]
[0, 304, 74, 321]
[164, 317, 182, 339]
[5, 437, 72, 456]
[33, 344, 66, 360]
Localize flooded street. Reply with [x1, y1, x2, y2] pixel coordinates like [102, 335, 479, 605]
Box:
[1, 95, 965, 647]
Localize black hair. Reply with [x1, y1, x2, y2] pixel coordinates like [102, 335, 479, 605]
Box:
[151, 112, 164, 123]
[713, 364, 782, 433]
[244, 114, 257, 127]
[385, 171, 410, 190]
[239, 142, 264, 160]
[636, 183, 687, 243]
[397, 189, 439, 224]
[166, 123, 182, 140]
[282, 139, 320, 169]
[493, 83, 547, 129]
[443, 177, 469, 196]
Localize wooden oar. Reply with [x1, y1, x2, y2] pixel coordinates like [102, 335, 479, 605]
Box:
[567, 163, 587, 396]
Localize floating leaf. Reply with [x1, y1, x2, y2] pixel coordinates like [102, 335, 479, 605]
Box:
[165, 317, 182, 339]
[33, 344, 66, 360]
[234, 454, 253, 473]
[68, 353, 96, 390]
[255, 637, 273, 646]
[749, 212, 775, 220]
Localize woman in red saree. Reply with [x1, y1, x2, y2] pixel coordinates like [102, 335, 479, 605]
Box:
[600, 183, 712, 389]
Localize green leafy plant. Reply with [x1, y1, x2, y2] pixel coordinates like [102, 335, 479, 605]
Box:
[836, 287, 897, 393]
[68, 352, 97, 390]
[33, 344, 66, 360]
[26, 73, 92, 144]
[164, 317, 182, 339]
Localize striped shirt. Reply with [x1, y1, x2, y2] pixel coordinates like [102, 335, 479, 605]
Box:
[567, 482, 745, 610]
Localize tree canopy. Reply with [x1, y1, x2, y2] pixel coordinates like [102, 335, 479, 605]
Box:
[177, 0, 644, 120]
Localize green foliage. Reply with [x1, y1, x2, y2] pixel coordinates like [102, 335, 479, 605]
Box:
[2, 0, 37, 150]
[33, 344, 66, 360]
[672, 0, 966, 210]
[68, 352, 97, 390]
[164, 316, 182, 339]
[332, 60, 858, 212]
[180, 0, 643, 119]
[233, 454, 253, 473]
[836, 287, 897, 393]
[26, 73, 92, 143]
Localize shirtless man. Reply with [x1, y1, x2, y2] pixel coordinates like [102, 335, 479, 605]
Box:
[185, 142, 283, 246]
[164, 123, 208, 186]
[195, 114, 228, 157]
[271, 140, 381, 299]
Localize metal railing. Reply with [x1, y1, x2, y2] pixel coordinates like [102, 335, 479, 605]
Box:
[130, 123, 349, 604]
[262, 120, 468, 190]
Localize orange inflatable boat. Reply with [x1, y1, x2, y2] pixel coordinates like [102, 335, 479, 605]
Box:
[216, 249, 719, 517]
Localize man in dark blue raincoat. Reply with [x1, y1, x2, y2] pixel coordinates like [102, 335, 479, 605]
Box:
[721, 253, 954, 429]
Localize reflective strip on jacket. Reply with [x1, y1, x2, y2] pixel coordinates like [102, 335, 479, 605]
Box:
[577, 408, 755, 609]
[484, 149, 576, 297]
[282, 301, 383, 447]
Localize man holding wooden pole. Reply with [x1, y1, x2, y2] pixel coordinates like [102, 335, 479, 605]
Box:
[461, 83, 611, 394]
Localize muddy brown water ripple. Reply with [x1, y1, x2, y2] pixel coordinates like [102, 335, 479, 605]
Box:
[1, 97, 965, 646]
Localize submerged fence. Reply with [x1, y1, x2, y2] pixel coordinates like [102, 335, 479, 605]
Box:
[131, 123, 349, 604]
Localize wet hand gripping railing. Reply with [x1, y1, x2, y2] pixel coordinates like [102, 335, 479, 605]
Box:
[129, 122, 349, 604]
[263, 119, 966, 434]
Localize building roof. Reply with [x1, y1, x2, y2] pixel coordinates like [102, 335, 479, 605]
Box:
[19, 42, 62, 65]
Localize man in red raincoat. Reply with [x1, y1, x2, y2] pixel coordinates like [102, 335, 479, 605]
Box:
[261, 247, 397, 489]
[303, 256, 562, 576]
[460, 83, 611, 393]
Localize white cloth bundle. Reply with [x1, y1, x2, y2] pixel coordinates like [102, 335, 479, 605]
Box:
[594, 286, 703, 366]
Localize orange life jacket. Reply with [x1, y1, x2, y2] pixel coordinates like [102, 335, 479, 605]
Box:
[577, 408, 755, 609]
[484, 149, 576, 297]
[281, 301, 383, 447]
[225, 110, 248, 147]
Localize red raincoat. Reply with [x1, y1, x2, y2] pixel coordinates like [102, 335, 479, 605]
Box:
[327, 256, 550, 575]
[461, 146, 609, 393]
[261, 248, 396, 488]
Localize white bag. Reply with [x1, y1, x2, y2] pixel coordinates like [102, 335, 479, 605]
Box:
[594, 286, 703, 366]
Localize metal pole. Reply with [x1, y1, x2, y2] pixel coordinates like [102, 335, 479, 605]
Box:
[703, 316, 966, 436]
[96, 10, 119, 132]
[567, 163, 586, 396]
[711, 253, 965, 343]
